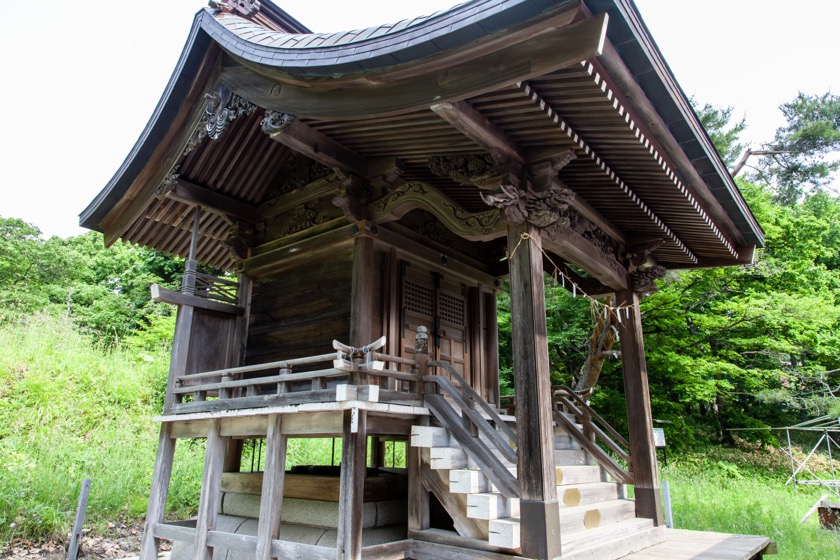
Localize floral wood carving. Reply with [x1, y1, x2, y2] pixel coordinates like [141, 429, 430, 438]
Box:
[481, 184, 574, 228]
[280, 204, 328, 236]
[631, 265, 667, 295]
[208, 0, 261, 17]
[155, 167, 180, 198]
[261, 111, 295, 135]
[369, 182, 504, 241]
[428, 154, 497, 184]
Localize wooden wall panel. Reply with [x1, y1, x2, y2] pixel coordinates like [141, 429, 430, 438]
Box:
[246, 252, 353, 364]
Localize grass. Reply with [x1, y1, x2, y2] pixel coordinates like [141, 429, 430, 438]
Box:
[660, 446, 840, 560]
[2, 315, 839, 559]
[0, 314, 204, 542]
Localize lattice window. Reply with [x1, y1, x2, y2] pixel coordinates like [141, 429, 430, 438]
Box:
[439, 291, 465, 327]
[404, 280, 434, 318]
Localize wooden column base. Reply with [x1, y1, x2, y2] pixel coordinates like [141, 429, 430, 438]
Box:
[519, 500, 562, 560]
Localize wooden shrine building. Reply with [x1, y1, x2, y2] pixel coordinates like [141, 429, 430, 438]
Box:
[81, 1, 771, 559]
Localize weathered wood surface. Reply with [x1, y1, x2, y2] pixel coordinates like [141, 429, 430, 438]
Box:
[220, 471, 408, 502]
[139, 425, 176, 560]
[193, 420, 226, 560]
[255, 415, 286, 560]
[616, 288, 663, 525]
[66, 478, 92, 560]
[419, 449, 488, 540]
[360, 540, 411, 560]
[408, 532, 515, 559]
[152, 284, 245, 315]
[337, 409, 367, 560]
[620, 529, 772, 560]
[506, 222, 561, 559]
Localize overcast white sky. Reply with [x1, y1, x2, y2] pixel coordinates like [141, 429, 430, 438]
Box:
[1, 0, 837, 238]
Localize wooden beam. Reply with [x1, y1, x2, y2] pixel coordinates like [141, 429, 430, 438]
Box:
[430, 101, 523, 164]
[265, 118, 368, 178]
[541, 225, 628, 291]
[193, 420, 227, 560]
[151, 284, 245, 316]
[337, 408, 367, 560]
[255, 415, 287, 560]
[543, 256, 613, 298]
[166, 179, 262, 224]
[615, 288, 663, 526]
[506, 222, 562, 560]
[139, 424, 177, 560]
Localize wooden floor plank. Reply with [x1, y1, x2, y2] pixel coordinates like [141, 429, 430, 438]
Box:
[620, 529, 771, 560]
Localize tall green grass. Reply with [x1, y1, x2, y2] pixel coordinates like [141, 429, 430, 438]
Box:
[661, 449, 840, 560]
[0, 314, 203, 541]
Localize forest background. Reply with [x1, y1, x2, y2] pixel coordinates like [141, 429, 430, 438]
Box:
[1, 93, 840, 556]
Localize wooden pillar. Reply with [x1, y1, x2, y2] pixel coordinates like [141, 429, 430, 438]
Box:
[193, 420, 226, 560]
[337, 408, 367, 560]
[507, 222, 562, 560]
[139, 423, 176, 560]
[164, 305, 194, 414]
[350, 234, 375, 347]
[256, 415, 287, 560]
[616, 288, 663, 525]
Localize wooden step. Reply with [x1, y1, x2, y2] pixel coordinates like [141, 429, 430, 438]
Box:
[429, 446, 467, 470]
[556, 465, 602, 485]
[411, 425, 450, 448]
[559, 482, 620, 507]
[449, 469, 489, 494]
[488, 500, 645, 551]
[466, 492, 519, 520]
[559, 498, 636, 534]
[561, 520, 666, 560]
[555, 448, 588, 465]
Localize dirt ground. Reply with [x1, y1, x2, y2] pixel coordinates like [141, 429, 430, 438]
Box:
[0, 522, 171, 560]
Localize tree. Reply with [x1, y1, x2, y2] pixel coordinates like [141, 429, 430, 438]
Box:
[759, 92, 840, 204]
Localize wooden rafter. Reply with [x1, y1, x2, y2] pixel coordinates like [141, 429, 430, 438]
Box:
[576, 61, 738, 258]
[430, 101, 523, 165]
[517, 81, 699, 265]
[264, 118, 367, 178]
[166, 178, 262, 224]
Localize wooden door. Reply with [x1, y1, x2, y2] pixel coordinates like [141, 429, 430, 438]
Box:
[400, 262, 471, 386]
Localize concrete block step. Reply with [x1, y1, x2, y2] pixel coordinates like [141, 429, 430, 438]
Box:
[410, 425, 450, 448]
[554, 433, 582, 451]
[561, 520, 666, 560]
[429, 446, 467, 470]
[559, 498, 636, 534]
[558, 482, 620, 507]
[467, 492, 519, 520]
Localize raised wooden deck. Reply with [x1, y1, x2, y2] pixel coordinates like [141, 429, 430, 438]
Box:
[620, 529, 773, 560]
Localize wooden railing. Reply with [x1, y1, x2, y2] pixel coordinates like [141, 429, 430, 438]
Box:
[552, 385, 634, 485]
[182, 271, 240, 305]
[424, 361, 519, 498]
[169, 338, 422, 414]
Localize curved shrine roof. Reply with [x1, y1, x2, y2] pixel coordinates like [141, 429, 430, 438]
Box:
[80, 0, 764, 275]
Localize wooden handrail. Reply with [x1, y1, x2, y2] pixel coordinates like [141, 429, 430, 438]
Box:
[550, 386, 634, 485]
[553, 386, 630, 449]
[427, 361, 517, 444]
[177, 353, 337, 382]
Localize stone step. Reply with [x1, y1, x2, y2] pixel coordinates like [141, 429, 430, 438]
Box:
[561, 520, 667, 560]
[554, 433, 582, 451]
[410, 425, 450, 448]
[559, 498, 636, 534]
[488, 499, 642, 550]
[466, 492, 519, 520]
[558, 482, 620, 508]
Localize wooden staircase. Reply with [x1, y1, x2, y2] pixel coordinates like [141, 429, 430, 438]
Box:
[411, 416, 666, 559]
